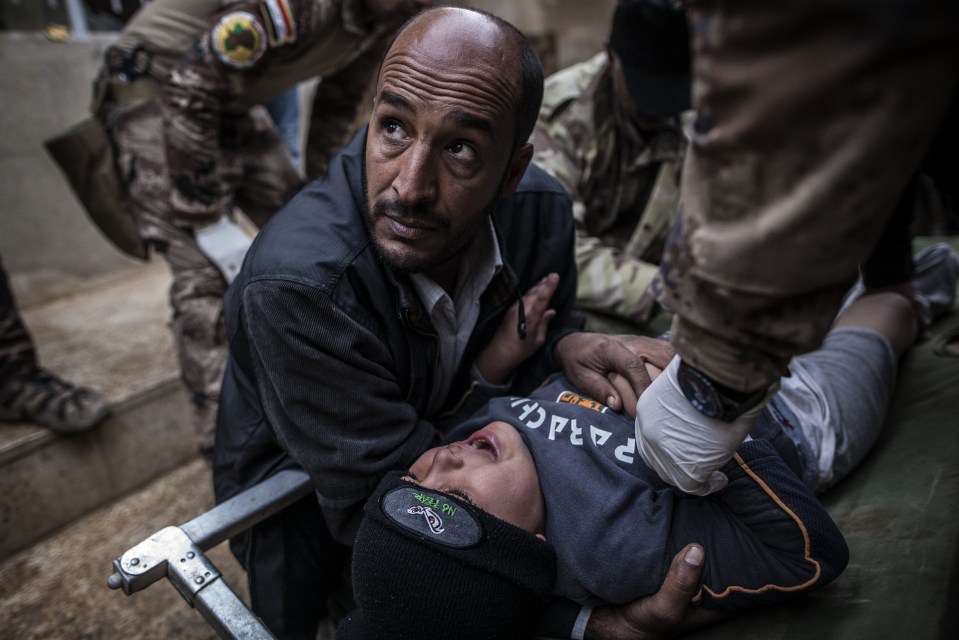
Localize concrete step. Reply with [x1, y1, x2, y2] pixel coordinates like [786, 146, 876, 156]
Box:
[0, 260, 199, 561]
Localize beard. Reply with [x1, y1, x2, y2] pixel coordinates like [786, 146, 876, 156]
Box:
[365, 195, 499, 276]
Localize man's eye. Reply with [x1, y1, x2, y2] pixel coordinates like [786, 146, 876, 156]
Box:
[383, 120, 407, 140]
[447, 142, 477, 162]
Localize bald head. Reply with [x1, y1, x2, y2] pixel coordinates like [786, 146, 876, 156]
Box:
[381, 7, 544, 148]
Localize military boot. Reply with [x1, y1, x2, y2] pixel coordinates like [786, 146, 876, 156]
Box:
[0, 367, 109, 432]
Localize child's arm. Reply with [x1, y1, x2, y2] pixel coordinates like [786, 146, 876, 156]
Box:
[436, 274, 561, 431]
[474, 273, 560, 385]
[669, 439, 849, 612]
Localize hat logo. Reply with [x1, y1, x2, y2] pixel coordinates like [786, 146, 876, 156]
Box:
[408, 505, 444, 534]
[381, 485, 483, 548]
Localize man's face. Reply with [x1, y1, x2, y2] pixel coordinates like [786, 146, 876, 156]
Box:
[364, 10, 529, 281]
[408, 421, 546, 536]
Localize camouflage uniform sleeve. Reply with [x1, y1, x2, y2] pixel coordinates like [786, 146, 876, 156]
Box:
[162, 5, 256, 227]
[303, 38, 387, 180]
[531, 110, 582, 211]
[573, 229, 661, 322]
[162, 35, 230, 228]
[162, 1, 316, 228]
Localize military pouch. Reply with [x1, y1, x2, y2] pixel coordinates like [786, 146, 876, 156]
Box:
[43, 117, 147, 260]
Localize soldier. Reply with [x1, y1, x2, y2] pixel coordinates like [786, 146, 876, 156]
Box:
[531, 0, 691, 330]
[0, 255, 109, 432]
[93, 0, 430, 456]
[636, 0, 959, 497]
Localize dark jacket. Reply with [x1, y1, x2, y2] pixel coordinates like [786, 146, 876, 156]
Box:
[213, 128, 580, 542]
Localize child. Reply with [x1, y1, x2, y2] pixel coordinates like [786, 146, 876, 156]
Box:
[338, 244, 958, 640]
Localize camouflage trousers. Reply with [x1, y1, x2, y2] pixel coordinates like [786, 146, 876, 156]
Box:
[105, 98, 303, 452]
[655, 0, 959, 390]
[0, 255, 37, 383]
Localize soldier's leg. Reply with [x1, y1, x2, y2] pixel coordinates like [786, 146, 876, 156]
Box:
[656, 0, 959, 387]
[162, 231, 228, 456]
[110, 99, 226, 454]
[0, 255, 109, 431]
[0, 255, 38, 382]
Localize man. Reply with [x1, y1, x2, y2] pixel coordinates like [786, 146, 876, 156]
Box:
[214, 7, 694, 639]
[634, 0, 959, 497]
[94, 0, 427, 456]
[532, 0, 691, 329]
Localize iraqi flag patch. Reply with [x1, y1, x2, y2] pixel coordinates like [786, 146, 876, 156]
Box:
[260, 0, 297, 46]
[211, 10, 267, 69]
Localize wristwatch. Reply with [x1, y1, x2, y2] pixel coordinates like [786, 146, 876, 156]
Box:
[676, 359, 769, 422]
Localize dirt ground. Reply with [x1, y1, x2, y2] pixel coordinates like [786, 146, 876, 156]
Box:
[0, 459, 333, 640]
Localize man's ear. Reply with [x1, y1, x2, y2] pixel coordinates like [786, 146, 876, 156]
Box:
[499, 142, 534, 197]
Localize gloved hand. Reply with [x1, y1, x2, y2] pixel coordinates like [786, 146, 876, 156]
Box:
[194, 216, 253, 284]
[634, 356, 774, 496]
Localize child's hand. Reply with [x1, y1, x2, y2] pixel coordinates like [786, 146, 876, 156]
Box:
[608, 360, 664, 416]
[475, 273, 559, 384]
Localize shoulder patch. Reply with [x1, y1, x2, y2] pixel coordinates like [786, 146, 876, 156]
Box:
[259, 0, 297, 47]
[211, 10, 267, 69]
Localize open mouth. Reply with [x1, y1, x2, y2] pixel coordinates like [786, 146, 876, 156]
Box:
[465, 430, 499, 461]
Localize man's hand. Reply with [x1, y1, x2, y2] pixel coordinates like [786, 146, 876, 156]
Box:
[586, 544, 723, 640]
[475, 273, 559, 384]
[555, 333, 675, 415]
[634, 356, 773, 495]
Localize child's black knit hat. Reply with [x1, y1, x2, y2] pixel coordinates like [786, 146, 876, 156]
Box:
[336, 471, 556, 640]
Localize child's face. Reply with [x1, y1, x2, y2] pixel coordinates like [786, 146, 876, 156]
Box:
[407, 421, 547, 537]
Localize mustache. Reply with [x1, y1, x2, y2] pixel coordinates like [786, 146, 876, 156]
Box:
[373, 198, 449, 231]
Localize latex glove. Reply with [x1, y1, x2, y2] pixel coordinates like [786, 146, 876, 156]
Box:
[195, 216, 252, 283]
[635, 356, 773, 496]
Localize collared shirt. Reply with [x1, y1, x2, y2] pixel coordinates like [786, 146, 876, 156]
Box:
[410, 218, 503, 414]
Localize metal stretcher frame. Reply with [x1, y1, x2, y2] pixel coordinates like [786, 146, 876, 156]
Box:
[106, 469, 313, 639]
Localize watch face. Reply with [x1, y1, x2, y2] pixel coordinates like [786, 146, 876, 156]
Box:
[677, 365, 723, 419]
